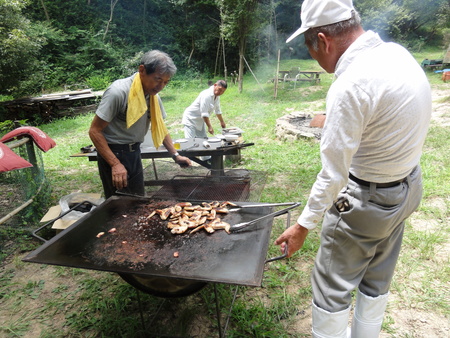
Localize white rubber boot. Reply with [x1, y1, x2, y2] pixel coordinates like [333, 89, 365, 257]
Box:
[312, 302, 351, 338]
[350, 289, 389, 338]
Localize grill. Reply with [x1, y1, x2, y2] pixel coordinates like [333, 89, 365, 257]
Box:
[23, 166, 300, 336]
[24, 196, 298, 286]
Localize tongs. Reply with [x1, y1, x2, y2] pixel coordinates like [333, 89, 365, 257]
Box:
[229, 202, 301, 233]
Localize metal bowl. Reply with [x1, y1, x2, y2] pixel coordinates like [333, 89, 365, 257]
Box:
[119, 273, 207, 298]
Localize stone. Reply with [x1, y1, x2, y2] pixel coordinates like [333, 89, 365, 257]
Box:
[276, 112, 323, 141]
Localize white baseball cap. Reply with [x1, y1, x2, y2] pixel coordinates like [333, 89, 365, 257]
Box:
[286, 0, 355, 43]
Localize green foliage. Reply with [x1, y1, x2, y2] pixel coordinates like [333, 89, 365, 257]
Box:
[0, 0, 41, 94]
[0, 119, 27, 134]
[0, 0, 449, 97]
[85, 74, 113, 91]
[357, 0, 450, 48]
[0, 120, 16, 134]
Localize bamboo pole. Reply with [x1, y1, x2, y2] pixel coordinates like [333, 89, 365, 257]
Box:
[0, 178, 45, 225]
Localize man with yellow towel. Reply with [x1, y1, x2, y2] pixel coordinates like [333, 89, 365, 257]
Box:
[89, 50, 191, 198]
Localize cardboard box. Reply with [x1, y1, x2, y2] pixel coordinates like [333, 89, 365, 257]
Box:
[40, 205, 76, 230]
[40, 193, 102, 230]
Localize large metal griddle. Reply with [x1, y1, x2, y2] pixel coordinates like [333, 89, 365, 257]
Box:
[23, 196, 298, 292]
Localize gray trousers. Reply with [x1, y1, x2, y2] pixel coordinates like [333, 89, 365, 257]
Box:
[312, 166, 422, 312]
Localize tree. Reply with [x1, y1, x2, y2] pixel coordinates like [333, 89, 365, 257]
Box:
[356, 0, 450, 47]
[219, 0, 258, 93]
[0, 0, 41, 95]
[103, 0, 119, 41]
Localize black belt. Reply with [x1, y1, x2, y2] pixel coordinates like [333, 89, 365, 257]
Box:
[108, 143, 140, 152]
[349, 173, 406, 188]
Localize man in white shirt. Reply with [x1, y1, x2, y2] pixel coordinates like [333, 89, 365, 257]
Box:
[275, 0, 431, 337]
[182, 80, 227, 139]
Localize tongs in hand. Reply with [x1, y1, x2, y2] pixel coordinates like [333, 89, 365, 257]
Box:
[229, 202, 301, 233]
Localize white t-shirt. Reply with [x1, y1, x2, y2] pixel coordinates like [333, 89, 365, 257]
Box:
[182, 85, 222, 130]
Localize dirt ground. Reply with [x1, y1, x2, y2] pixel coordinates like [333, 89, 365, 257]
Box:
[1, 85, 449, 337]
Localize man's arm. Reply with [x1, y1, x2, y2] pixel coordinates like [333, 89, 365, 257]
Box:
[88, 115, 128, 190]
[216, 114, 226, 129]
[203, 116, 214, 135]
[162, 134, 191, 167]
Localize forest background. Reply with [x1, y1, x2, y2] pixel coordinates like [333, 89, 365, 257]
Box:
[1, 0, 450, 100]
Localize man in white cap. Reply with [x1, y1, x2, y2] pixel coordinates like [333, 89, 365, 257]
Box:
[275, 0, 431, 337]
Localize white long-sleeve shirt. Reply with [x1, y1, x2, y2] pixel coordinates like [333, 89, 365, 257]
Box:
[299, 31, 432, 230]
[182, 85, 223, 130]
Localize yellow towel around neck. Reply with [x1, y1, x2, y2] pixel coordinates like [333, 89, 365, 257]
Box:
[149, 94, 168, 148]
[126, 73, 168, 148]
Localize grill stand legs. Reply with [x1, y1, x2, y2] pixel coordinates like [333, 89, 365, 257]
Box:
[135, 284, 240, 337]
[214, 284, 223, 338]
[213, 284, 240, 338]
[136, 289, 146, 331]
[223, 285, 240, 335]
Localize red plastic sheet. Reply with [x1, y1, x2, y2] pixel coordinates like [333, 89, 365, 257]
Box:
[0, 127, 56, 152]
[0, 142, 33, 172]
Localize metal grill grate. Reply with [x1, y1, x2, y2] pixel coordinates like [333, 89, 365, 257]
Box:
[135, 160, 267, 202]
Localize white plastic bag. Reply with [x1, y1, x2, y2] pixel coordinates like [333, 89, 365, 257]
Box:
[59, 192, 105, 221]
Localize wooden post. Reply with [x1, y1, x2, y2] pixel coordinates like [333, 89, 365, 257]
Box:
[274, 49, 280, 98]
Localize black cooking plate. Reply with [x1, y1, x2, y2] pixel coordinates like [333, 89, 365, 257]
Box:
[23, 196, 276, 293]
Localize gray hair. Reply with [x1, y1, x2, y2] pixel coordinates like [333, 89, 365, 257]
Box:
[304, 10, 362, 51]
[215, 79, 228, 89]
[140, 50, 177, 77]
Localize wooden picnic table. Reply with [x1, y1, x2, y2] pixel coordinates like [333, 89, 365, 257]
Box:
[296, 71, 323, 84]
[274, 70, 324, 85]
[71, 138, 254, 174]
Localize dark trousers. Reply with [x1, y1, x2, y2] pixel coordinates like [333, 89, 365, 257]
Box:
[97, 143, 145, 199]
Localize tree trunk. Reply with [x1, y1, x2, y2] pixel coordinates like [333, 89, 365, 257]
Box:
[40, 0, 50, 21]
[272, 0, 278, 59]
[103, 0, 119, 41]
[188, 36, 195, 66]
[214, 37, 221, 77]
[222, 36, 227, 81]
[142, 0, 147, 45]
[238, 37, 245, 93]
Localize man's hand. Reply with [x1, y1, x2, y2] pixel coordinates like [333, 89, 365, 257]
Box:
[274, 223, 309, 258]
[111, 161, 128, 190]
[175, 155, 191, 168]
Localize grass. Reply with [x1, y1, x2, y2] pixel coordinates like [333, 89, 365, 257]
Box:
[1, 51, 449, 337]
